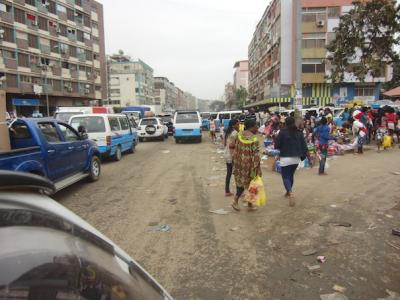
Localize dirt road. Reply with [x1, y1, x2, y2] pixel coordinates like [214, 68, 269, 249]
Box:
[55, 135, 400, 300]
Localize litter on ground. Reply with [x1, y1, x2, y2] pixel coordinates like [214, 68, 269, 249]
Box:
[209, 209, 230, 215]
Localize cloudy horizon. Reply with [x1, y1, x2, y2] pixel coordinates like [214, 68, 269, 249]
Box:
[100, 0, 270, 100]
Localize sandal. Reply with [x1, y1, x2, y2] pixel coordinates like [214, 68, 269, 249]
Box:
[231, 201, 240, 211]
[288, 193, 295, 207]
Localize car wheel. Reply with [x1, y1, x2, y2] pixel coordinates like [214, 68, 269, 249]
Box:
[128, 142, 135, 154]
[139, 137, 144, 142]
[175, 138, 179, 144]
[114, 146, 122, 161]
[88, 156, 101, 182]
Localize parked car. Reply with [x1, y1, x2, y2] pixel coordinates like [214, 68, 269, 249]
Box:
[69, 114, 137, 161]
[173, 111, 202, 143]
[0, 118, 101, 192]
[138, 117, 168, 142]
[54, 106, 113, 123]
[157, 114, 174, 135]
[0, 170, 174, 300]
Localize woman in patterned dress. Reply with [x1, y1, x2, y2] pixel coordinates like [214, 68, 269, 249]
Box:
[232, 118, 261, 211]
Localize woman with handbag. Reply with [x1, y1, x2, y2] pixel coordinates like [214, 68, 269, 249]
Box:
[275, 117, 312, 207]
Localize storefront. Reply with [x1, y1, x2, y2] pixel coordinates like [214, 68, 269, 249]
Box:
[11, 98, 41, 118]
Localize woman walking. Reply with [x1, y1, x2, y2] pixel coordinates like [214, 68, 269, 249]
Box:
[232, 119, 261, 211]
[275, 117, 311, 207]
[224, 119, 240, 197]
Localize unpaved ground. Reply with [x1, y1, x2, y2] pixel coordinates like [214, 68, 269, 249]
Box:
[55, 134, 400, 300]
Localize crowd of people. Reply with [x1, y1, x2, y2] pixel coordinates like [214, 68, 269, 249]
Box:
[214, 104, 400, 210]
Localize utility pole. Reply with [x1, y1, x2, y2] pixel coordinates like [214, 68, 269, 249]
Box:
[294, 0, 303, 121]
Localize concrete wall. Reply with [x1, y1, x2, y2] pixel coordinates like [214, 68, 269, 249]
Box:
[280, 0, 293, 85]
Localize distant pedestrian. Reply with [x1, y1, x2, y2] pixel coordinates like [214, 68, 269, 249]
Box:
[224, 119, 240, 197]
[232, 118, 261, 211]
[314, 116, 330, 175]
[210, 116, 217, 143]
[275, 117, 311, 207]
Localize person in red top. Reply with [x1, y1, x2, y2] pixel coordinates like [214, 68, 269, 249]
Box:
[385, 107, 397, 139]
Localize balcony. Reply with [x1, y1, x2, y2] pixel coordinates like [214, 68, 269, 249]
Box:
[37, 2, 49, 13]
[42, 83, 53, 94]
[4, 58, 17, 70]
[0, 11, 13, 23]
[52, 66, 61, 76]
[70, 69, 79, 79]
[14, 0, 25, 5]
[27, 20, 39, 30]
[302, 48, 327, 59]
[60, 51, 70, 60]
[58, 12, 67, 21]
[68, 33, 77, 42]
[75, 18, 84, 28]
[84, 39, 92, 47]
[302, 73, 325, 83]
[302, 22, 327, 33]
[30, 64, 42, 74]
[20, 82, 33, 93]
[40, 44, 51, 54]
[49, 27, 58, 37]
[16, 38, 29, 50]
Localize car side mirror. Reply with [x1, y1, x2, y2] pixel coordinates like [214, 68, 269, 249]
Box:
[80, 133, 88, 140]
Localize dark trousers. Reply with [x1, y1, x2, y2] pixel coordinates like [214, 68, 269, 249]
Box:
[225, 163, 233, 193]
[319, 144, 328, 174]
[281, 164, 298, 193]
[236, 186, 245, 198]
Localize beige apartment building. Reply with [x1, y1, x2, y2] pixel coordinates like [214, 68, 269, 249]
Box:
[233, 60, 248, 90]
[248, 0, 391, 108]
[0, 0, 107, 116]
[106, 52, 154, 107]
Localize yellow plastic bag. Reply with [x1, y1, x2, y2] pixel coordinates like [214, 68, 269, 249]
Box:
[383, 135, 393, 149]
[244, 176, 267, 207]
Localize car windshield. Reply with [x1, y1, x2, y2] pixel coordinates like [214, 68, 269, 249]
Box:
[175, 113, 199, 123]
[70, 116, 106, 133]
[55, 112, 83, 123]
[160, 116, 172, 123]
[140, 119, 158, 126]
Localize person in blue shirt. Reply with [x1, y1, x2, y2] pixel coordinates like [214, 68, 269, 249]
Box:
[314, 116, 331, 175]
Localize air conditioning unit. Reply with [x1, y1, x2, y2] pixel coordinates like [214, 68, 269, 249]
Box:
[56, 27, 61, 33]
[32, 20, 38, 26]
[67, 87, 73, 92]
[316, 20, 325, 27]
[85, 84, 90, 88]
[85, 88, 90, 94]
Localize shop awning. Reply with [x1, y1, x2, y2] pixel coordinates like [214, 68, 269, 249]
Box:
[383, 86, 400, 97]
[12, 98, 40, 106]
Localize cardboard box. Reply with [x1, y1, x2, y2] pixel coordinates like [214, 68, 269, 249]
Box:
[0, 90, 11, 152]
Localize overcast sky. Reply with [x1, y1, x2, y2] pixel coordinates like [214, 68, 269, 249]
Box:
[100, 0, 269, 100]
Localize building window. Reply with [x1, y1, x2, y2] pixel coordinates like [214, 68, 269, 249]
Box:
[60, 43, 69, 54]
[0, 3, 11, 13]
[38, 16, 48, 31]
[85, 49, 92, 60]
[50, 40, 58, 53]
[28, 34, 39, 48]
[302, 12, 326, 23]
[67, 8, 74, 21]
[83, 14, 90, 27]
[56, 4, 66, 14]
[2, 26, 15, 43]
[69, 63, 77, 71]
[69, 45, 77, 57]
[14, 7, 26, 24]
[53, 79, 61, 91]
[327, 7, 340, 18]
[302, 39, 326, 48]
[77, 30, 84, 42]
[25, 0, 35, 6]
[91, 21, 98, 29]
[355, 86, 374, 97]
[110, 89, 120, 95]
[48, 0, 56, 14]
[59, 23, 67, 36]
[61, 61, 69, 69]
[18, 53, 29, 67]
[3, 50, 16, 59]
[83, 32, 91, 40]
[302, 63, 325, 73]
[20, 75, 31, 82]
[6, 73, 17, 87]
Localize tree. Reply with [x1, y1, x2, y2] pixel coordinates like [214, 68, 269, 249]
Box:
[327, 0, 400, 83]
[235, 86, 248, 109]
[384, 60, 400, 90]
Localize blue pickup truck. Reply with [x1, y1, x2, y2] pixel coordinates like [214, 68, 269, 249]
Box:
[0, 118, 101, 192]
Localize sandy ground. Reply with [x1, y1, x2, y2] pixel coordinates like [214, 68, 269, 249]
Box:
[55, 134, 400, 300]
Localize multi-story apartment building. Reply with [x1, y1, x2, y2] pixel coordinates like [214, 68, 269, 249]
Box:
[233, 60, 249, 90]
[0, 0, 107, 116]
[248, 0, 391, 108]
[106, 52, 154, 107]
[153, 76, 178, 111]
[224, 82, 235, 109]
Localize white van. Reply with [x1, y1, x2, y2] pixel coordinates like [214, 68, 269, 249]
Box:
[55, 107, 113, 123]
[173, 111, 202, 143]
[69, 114, 137, 161]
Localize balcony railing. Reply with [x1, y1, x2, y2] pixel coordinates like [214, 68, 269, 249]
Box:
[20, 82, 33, 93]
[4, 58, 17, 70]
[40, 44, 51, 54]
[0, 11, 13, 24]
[16, 38, 29, 50]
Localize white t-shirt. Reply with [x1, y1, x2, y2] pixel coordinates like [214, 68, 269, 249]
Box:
[280, 157, 301, 167]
